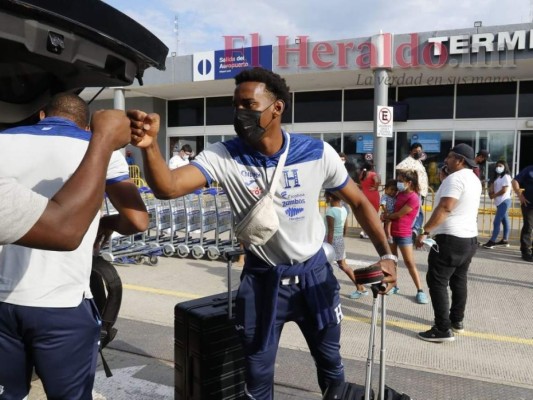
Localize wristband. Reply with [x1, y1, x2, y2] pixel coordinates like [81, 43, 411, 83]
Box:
[380, 254, 398, 263]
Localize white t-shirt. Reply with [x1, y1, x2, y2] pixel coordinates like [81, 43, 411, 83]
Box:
[169, 154, 189, 169]
[0, 177, 48, 244]
[191, 131, 349, 266]
[492, 174, 512, 206]
[433, 168, 481, 238]
[0, 117, 130, 307]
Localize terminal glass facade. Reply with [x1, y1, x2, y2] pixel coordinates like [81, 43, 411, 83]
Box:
[167, 80, 533, 180]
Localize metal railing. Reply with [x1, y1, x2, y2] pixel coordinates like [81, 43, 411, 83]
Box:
[320, 186, 524, 241]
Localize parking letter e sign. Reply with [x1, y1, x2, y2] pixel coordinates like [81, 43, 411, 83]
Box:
[377, 105, 393, 138]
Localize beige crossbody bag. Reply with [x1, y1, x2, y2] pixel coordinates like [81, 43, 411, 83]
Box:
[234, 135, 290, 246]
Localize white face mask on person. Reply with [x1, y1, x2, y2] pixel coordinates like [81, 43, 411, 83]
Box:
[495, 166, 504, 174]
[397, 182, 407, 191]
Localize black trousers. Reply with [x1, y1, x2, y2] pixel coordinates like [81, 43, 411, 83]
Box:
[520, 205, 533, 255]
[426, 234, 478, 331]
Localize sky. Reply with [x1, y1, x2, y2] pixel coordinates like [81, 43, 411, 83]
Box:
[104, 0, 532, 56]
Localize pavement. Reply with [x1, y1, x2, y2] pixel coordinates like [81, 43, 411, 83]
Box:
[28, 235, 533, 400]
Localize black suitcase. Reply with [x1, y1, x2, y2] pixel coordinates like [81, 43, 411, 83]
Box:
[323, 281, 411, 400]
[174, 250, 246, 400]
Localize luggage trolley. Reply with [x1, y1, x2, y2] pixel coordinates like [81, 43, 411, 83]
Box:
[157, 196, 188, 257]
[189, 188, 220, 259]
[205, 188, 239, 260]
[144, 197, 176, 258]
[173, 190, 204, 258]
[100, 187, 161, 266]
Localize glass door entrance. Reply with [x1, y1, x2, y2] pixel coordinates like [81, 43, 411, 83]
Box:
[518, 131, 533, 173]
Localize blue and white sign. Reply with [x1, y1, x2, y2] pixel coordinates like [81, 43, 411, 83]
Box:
[215, 45, 272, 79]
[356, 134, 374, 153]
[193, 51, 215, 81]
[193, 46, 272, 82]
[411, 132, 441, 153]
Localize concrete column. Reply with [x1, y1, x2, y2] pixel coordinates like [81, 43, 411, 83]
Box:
[113, 88, 126, 111]
[371, 33, 393, 183]
[373, 69, 389, 182]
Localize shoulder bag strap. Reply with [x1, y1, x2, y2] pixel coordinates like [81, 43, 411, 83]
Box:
[267, 133, 290, 195]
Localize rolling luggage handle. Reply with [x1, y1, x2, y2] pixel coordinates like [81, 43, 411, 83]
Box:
[223, 249, 244, 319]
[365, 284, 386, 400]
[366, 284, 412, 400]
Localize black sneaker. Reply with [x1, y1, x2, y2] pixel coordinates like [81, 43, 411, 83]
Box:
[522, 253, 533, 262]
[482, 240, 496, 249]
[495, 240, 509, 247]
[418, 326, 455, 342]
[451, 321, 464, 333]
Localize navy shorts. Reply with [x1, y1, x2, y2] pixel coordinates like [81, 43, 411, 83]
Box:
[0, 299, 101, 400]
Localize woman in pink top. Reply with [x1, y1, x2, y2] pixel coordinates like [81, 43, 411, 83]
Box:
[358, 160, 380, 211]
[385, 170, 429, 304]
[358, 160, 381, 239]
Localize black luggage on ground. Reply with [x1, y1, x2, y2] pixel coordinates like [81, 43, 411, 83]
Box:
[323, 381, 367, 399]
[323, 283, 411, 400]
[174, 250, 246, 400]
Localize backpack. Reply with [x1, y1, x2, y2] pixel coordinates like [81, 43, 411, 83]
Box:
[90, 256, 123, 377]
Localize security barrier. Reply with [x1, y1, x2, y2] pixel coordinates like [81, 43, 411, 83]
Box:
[321, 186, 524, 242]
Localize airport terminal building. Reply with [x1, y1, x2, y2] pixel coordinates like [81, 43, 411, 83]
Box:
[85, 21, 533, 184]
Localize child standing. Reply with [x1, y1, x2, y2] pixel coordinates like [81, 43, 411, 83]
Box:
[385, 170, 429, 304]
[324, 191, 367, 299]
[380, 179, 398, 244]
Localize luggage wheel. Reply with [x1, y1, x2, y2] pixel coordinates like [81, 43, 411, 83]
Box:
[163, 244, 175, 257]
[176, 244, 190, 258]
[101, 252, 114, 263]
[191, 245, 205, 259]
[207, 246, 220, 260]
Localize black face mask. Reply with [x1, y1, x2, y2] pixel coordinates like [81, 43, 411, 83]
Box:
[412, 152, 421, 160]
[233, 102, 275, 145]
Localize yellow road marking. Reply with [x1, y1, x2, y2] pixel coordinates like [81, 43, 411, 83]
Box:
[123, 284, 533, 346]
[343, 316, 533, 346]
[123, 284, 199, 299]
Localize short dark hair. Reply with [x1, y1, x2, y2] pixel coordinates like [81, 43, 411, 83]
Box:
[410, 142, 422, 151]
[234, 67, 291, 113]
[384, 179, 397, 189]
[324, 190, 341, 201]
[181, 144, 192, 153]
[43, 92, 89, 128]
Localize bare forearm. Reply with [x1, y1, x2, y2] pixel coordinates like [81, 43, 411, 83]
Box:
[141, 141, 178, 198]
[423, 205, 450, 232]
[99, 214, 141, 236]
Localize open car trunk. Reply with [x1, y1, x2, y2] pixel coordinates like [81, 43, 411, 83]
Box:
[0, 0, 168, 124]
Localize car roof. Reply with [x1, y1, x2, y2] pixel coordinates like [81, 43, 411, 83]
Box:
[0, 0, 169, 125]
